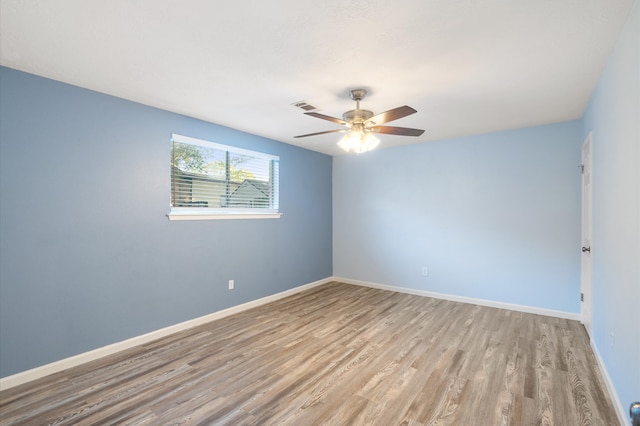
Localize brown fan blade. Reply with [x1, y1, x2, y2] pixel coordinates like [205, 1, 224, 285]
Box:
[294, 129, 347, 138]
[371, 126, 425, 137]
[366, 106, 417, 125]
[304, 112, 348, 126]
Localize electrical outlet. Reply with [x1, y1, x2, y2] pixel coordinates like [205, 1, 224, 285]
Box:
[421, 267, 429, 277]
[610, 332, 615, 349]
[228, 279, 234, 290]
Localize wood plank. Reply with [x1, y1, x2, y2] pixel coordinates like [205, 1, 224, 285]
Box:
[0, 282, 619, 425]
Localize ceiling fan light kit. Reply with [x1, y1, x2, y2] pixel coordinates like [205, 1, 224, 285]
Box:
[337, 129, 380, 154]
[294, 89, 425, 154]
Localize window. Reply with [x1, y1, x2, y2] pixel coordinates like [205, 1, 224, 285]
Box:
[168, 134, 281, 220]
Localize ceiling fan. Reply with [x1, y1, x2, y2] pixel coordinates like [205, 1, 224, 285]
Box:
[294, 89, 425, 153]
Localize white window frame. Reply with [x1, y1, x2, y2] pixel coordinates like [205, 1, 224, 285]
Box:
[168, 134, 282, 221]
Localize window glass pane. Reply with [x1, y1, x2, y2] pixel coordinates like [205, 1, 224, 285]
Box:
[170, 134, 279, 216]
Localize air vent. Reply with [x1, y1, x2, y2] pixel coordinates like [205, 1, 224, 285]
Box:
[291, 101, 317, 111]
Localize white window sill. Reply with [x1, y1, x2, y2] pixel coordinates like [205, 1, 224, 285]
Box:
[167, 209, 282, 221]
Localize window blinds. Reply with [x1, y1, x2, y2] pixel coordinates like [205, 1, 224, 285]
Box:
[170, 134, 279, 216]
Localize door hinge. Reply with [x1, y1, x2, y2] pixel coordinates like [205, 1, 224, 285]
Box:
[581, 293, 584, 302]
[580, 164, 584, 174]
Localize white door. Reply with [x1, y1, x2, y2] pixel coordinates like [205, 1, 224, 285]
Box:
[581, 133, 593, 335]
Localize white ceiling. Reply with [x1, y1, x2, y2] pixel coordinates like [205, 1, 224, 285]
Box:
[0, 0, 634, 156]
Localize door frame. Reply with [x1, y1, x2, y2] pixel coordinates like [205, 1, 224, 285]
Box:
[581, 132, 593, 335]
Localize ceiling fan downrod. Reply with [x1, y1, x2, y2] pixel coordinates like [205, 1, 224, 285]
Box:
[344, 89, 373, 124]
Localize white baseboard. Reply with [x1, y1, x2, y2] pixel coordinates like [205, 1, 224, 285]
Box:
[589, 338, 627, 425]
[334, 276, 582, 321]
[0, 277, 333, 391]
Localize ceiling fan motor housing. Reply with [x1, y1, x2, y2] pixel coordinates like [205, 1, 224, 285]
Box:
[343, 109, 374, 124]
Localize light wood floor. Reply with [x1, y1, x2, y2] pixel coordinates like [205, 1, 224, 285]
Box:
[0, 282, 618, 425]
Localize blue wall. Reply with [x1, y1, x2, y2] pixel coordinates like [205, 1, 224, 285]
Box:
[582, 0, 640, 412]
[334, 121, 582, 313]
[0, 67, 333, 377]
